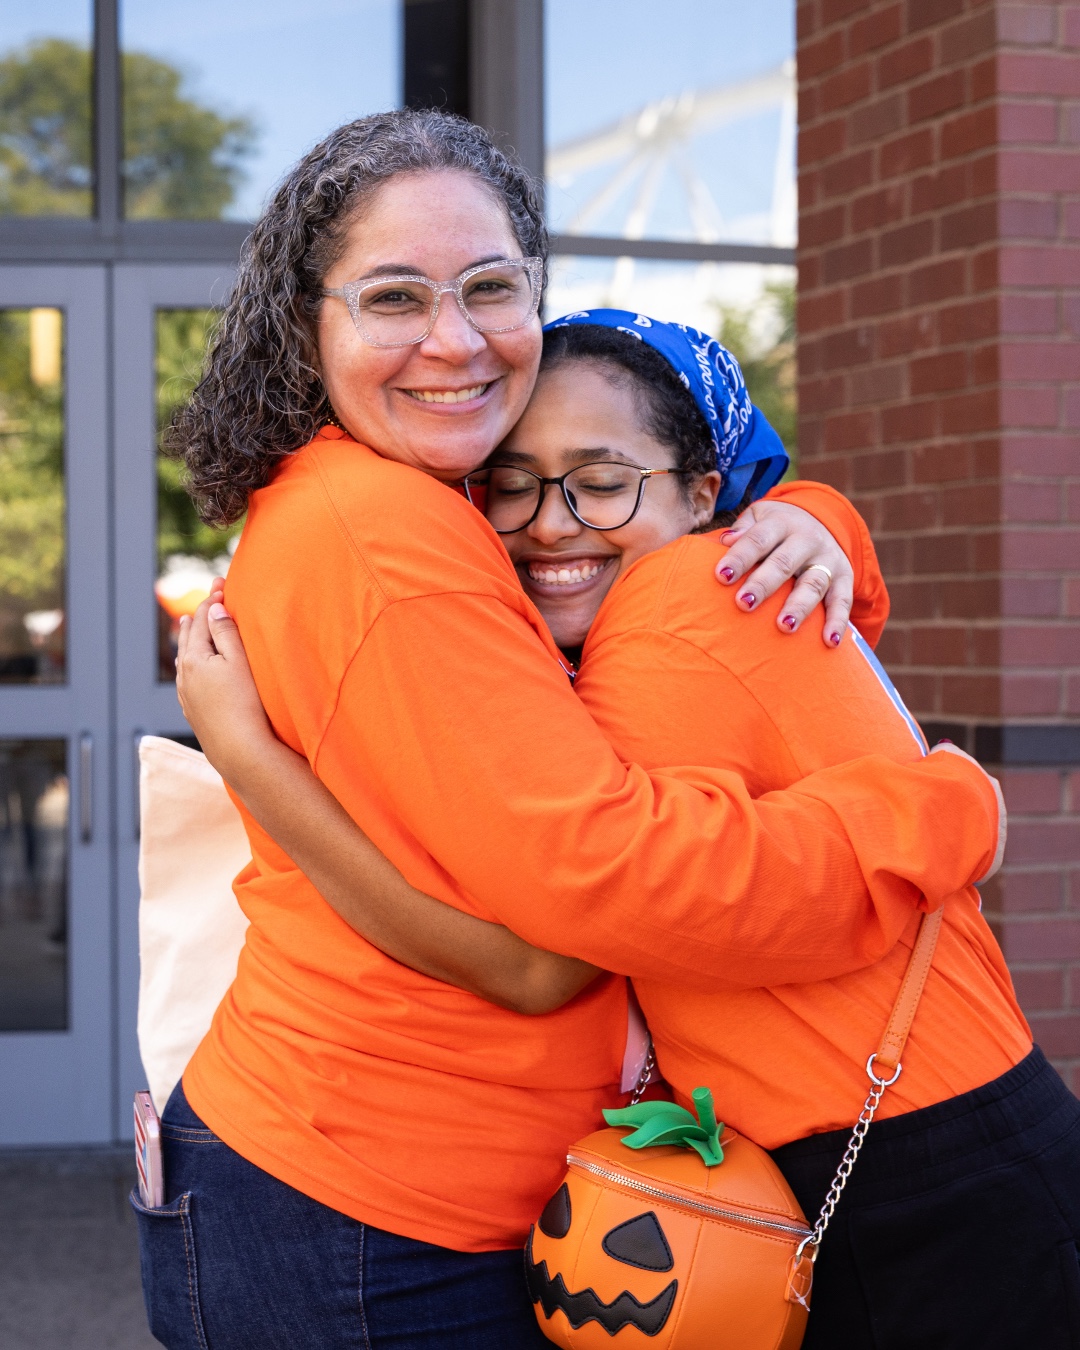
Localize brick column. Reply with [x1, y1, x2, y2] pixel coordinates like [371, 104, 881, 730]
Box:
[797, 0, 1080, 1080]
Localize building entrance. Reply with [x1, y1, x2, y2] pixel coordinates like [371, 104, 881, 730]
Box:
[0, 262, 232, 1144]
[0, 266, 112, 1143]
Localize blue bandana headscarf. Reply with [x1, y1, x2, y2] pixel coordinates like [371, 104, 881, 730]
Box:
[542, 309, 789, 513]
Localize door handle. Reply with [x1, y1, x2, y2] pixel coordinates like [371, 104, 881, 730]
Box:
[133, 729, 145, 840]
[79, 731, 93, 843]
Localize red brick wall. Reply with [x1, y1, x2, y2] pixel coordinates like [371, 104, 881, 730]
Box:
[989, 766, 1080, 1087]
[797, 0, 1080, 1076]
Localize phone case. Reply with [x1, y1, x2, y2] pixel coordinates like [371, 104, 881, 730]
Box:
[134, 1089, 164, 1209]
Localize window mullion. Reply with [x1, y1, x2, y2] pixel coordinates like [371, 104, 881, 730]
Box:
[469, 0, 544, 186]
[93, 0, 122, 230]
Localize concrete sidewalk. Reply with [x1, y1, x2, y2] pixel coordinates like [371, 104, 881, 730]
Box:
[0, 1147, 157, 1350]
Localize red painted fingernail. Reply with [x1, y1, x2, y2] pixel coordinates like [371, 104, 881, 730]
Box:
[739, 592, 756, 609]
[829, 631, 841, 646]
[938, 738, 954, 745]
[719, 567, 735, 582]
[781, 614, 796, 630]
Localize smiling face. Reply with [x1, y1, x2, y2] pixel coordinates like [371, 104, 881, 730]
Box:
[497, 361, 720, 650]
[317, 169, 542, 480]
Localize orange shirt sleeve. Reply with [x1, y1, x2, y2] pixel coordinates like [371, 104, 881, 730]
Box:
[312, 588, 1001, 990]
[766, 480, 890, 647]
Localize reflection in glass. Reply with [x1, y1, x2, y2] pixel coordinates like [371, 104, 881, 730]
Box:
[0, 739, 68, 1033]
[121, 0, 401, 221]
[121, 52, 257, 220]
[156, 310, 240, 681]
[0, 309, 66, 683]
[0, 2, 94, 217]
[545, 0, 795, 247]
[546, 258, 798, 464]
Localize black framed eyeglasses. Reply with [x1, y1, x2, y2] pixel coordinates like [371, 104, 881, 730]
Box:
[462, 462, 691, 534]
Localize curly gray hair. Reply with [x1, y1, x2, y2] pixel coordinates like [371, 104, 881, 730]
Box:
[165, 109, 548, 526]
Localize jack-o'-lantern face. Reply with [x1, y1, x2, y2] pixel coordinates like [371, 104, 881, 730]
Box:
[529, 1108, 812, 1350]
[526, 1184, 679, 1337]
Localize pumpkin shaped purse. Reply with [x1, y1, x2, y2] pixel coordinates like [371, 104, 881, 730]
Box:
[528, 907, 943, 1349]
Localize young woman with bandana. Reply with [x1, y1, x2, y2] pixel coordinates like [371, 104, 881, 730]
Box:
[176, 312, 1055, 1349]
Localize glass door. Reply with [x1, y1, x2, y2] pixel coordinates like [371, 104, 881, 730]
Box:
[112, 264, 236, 1132]
[0, 267, 113, 1145]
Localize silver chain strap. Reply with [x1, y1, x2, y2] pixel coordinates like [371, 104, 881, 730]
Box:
[626, 1033, 903, 1265]
[794, 1053, 902, 1263]
[629, 1037, 657, 1106]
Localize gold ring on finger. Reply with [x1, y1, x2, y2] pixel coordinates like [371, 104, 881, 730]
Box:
[801, 563, 833, 584]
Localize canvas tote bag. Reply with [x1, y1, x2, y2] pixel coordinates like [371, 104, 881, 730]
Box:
[137, 735, 252, 1113]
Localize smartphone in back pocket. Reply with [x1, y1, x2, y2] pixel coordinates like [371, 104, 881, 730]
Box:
[134, 1089, 164, 1208]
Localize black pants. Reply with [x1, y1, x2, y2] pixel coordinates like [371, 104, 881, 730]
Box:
[770, 1047, 1080, 1349]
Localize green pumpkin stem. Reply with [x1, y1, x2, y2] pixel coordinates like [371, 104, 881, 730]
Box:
[603, 1086, 725, 1168]
[692, 1086, 718, 1137]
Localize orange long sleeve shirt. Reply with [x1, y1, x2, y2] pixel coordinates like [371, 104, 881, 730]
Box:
[184, 428, 1004, 1251]
[574, 530, 1031, 1149]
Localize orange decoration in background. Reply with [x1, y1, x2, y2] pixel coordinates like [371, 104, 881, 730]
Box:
[154, 568, 216, 620]
[155, 585, 212, 621]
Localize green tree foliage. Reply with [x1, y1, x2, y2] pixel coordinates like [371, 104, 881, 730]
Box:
[0, 38, 256, 219]
[0, 306, 234, 672]
[156, 309, 240, 567]
[715, 280, 797, 475]
[124, 52, 256, 220]
[0, 311, 65, 656]
[0, 39, 92, 215]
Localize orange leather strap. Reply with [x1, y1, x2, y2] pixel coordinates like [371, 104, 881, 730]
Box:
[787, 902, 947, 1301]
[872, 904, 945, 1076]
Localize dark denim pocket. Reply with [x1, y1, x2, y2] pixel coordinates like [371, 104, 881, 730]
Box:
[130, 1188, 209, 1350]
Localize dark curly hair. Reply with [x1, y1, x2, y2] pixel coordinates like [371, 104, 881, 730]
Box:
[166, 109, 548, 526]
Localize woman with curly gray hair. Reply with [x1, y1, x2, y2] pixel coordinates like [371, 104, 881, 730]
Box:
[140, 109, 999, 1349]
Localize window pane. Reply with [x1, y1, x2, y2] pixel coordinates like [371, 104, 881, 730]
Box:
[156, 309, 239, 682]
[545, 0, 795, 246]
[120, 0, 402, 221]
[0, 310, 66, 684]
[546, 258, 797, 463]
[0, 1, 94, 217]
[0, 739, 68, 1032]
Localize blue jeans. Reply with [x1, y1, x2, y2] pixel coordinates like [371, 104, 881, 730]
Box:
[131, 1083, 550, 1349]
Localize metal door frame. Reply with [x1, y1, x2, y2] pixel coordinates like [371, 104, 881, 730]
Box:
[111, 264, 236, 1134]
[0, 266, 114, 1145]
